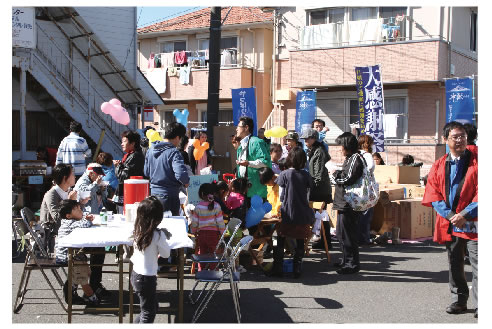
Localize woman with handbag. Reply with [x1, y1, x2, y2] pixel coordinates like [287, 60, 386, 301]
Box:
[328, 132, 364, 274]
[302, 128, 333, 249]
[357, 135, 376, 245]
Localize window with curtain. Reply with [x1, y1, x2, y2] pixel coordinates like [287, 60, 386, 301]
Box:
[384, 98, 407, 143]
[160, 40, 186, 53]
[351, 7, 377, 21]
[379, 7, 407, 19]
[310, 10, 327, 25]
[328, 8, 345, 23]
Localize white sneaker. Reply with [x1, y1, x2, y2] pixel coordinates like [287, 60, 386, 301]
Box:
[237, 265, 247, 273]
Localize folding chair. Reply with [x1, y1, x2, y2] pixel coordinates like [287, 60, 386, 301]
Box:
[13, 207, 67, 313]
[188, 217, 242, 304]
[191, 235, 253, 323]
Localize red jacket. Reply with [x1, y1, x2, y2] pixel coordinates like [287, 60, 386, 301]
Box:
[422, 150, 477, 243]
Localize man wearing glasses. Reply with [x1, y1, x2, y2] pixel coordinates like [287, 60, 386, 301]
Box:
[235, 116, 271, 200]
[422, 121, 478, 318]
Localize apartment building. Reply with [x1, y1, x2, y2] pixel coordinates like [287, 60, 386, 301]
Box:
[137, 7, 274, 133]
[267, 6, 478, 168]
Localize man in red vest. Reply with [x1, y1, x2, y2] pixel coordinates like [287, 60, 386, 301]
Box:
[422, 121, 478, 318]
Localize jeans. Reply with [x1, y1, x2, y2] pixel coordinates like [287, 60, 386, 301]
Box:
[153, 193, 180, 216]
[446, 236, 478, 308]
[131, 270, 158, 323]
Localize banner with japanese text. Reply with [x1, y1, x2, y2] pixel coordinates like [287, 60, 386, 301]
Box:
[295, 90, 317, 135]
[445, 78, 475, 124]
[232, 87, 257, 135]
[355, 65, 385, 152]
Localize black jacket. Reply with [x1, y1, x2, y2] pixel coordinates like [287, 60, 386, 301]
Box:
[187, 145, 212, 175]
[330, 152, 364, 211]
[115, 149, 145, 183]
[308, 142, 332, 203]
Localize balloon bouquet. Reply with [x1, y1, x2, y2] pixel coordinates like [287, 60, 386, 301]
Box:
[100, 98, 130, 125]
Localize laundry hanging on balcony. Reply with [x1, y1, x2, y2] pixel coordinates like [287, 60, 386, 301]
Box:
[146, 67, 167, 93]
[168, 67, 179, 77]
[381, 24, 400, 41]
[383, 114, 399, 138]
[179, 66, 190, 85]
[148, 52, 155, 68]
[175, 51, 188, 65]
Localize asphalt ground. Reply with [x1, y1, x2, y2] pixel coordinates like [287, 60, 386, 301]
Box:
[11, 238, 479, 324]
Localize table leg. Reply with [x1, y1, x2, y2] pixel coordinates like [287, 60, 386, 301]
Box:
[68, 248, 73, 323]
[129, 261, 133, 323]
[118, 245, 123, 323]
[178, 248, 184, 323]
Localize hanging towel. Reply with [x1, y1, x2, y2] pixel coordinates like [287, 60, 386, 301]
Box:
[175, 51, 187, 65]
[148, 53, 155, 69]
[168, 67, 179, 77]
[384, 114, 399, 138]
[146, 67, 167, 94]
[220, 49, 232, 66]
[179, 66, 190, 85]
[161, 53, 175, 68]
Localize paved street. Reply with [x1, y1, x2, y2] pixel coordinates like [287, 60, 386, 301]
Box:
[11, 238, 478, 324]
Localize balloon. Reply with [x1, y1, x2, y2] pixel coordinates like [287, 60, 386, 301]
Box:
[193, 139, 209, 161]
[173, 109, 189, 127]
[100, 98, 131, 126]
[146, 129, 163, 147]
[245, 195, 272, 228]
[264, 126, 288, 138]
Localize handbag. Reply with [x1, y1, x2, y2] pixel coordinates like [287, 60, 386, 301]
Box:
[343, 153, 379, 212]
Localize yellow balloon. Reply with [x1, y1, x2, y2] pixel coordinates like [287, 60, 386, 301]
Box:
[264, 126, 288, 138]
[146, 130, 163, 147]
[193, 139, 209, 161]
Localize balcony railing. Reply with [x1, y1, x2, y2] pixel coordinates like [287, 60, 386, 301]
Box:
[150, 48, 239, 70]
[300, 16, 419, 49]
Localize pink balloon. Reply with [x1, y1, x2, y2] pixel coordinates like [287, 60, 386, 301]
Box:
[100, 98, 130, 126]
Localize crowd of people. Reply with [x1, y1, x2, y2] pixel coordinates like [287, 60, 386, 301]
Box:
[32, 116, 478, 322]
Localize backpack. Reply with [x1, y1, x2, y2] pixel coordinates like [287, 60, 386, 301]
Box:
[343, 153, 380, 212]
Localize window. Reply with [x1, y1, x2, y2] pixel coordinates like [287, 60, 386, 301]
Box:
[310, 10, 327, 25]
[160, 40, 186, 53]
[198, 39, 209, 51]
[379, 7, 407, 19]
[220, 37, 237, 49]
[351, 7, 377, 21]
[160, 110, 177, 128]
[328, 8, 345, 23]
[470, 12, 477, 51]
[384, 98, 407, 143]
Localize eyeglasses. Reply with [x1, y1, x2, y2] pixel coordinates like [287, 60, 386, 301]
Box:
[449, 134, 467, 142]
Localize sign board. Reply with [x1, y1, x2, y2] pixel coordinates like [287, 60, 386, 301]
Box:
[12, 7, 36, 49]
[355, 65, 385, 152]
[28, 175, 43, 185]
[232, 87, 257, 135]
[445, 78, 475, 124]
[295, 90, 317, 135]
[143, 107, 154, 122]
[187, 174, 219, 205]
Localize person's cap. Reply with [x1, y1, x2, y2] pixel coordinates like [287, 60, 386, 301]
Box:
[87, 166, 105, 176]
[300, 128, 319, 140]
[285, 131, 299, 141]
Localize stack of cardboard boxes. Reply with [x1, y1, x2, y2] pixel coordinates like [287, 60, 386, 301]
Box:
[326, 165, 435, 240]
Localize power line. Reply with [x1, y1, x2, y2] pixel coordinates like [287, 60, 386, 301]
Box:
[123, 7, 144, 68]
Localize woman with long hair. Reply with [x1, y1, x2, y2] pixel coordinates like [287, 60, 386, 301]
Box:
[357, 135, 376, 245]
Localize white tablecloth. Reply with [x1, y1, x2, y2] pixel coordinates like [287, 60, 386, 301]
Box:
[58, 215, 193, 249]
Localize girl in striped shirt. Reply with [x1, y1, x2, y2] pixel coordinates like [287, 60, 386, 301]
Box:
[191, 183, 225, 270]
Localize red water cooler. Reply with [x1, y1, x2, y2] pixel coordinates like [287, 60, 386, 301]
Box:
[123, 176, 149, 214]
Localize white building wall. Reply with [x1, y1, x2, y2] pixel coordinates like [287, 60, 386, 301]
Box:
[75, 7, 137, 80]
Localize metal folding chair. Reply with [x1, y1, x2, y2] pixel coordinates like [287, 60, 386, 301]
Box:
[191, 235, 253, 323]
[13, 207, 67, 313]
[188, 217, 242, 304]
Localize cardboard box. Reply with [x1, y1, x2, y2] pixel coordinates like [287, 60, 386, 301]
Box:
[380, 184, 426, 199]
[393, 198, 433, 239]
[372, 201, 399, 233]
[374, 165, 421, 184]
[378, 186, 405, 205]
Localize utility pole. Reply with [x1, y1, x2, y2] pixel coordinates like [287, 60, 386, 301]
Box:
[206, 7, 221, 146]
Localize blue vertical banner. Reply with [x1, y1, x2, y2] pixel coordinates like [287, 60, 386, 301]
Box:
[295, 90, 317, 135]
[355, 65, 385, 152]
[445, 78, 475, 124]
[232, 87, 257, 135]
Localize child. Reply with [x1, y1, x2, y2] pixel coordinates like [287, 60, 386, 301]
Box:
[214, 180, 231, 217]
[55, 199, 99, 306]
[270, 143, 283, 175]
[269, 146, 315, 279]
[191, 183, 226, 271]
[258, 167, 280, 218]
[225, 177, 250, 273]
[130, 196, 172, 323]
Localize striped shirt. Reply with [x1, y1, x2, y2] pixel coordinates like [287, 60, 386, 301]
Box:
[55, 218, 93, 264]
[56, 132, 91, 176]
[191, 201, 225, 234]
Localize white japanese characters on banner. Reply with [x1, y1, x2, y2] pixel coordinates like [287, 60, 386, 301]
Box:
[12, 7, 36, 49]
[355, 65, 385, 152]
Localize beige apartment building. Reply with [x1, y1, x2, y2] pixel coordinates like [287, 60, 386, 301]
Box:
[137, 7, 274, 133]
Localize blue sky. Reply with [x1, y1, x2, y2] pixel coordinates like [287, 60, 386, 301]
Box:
[137, 7, 206, 28]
